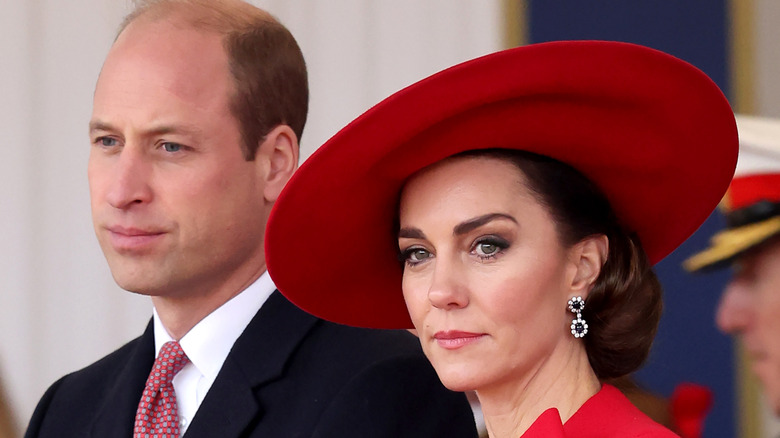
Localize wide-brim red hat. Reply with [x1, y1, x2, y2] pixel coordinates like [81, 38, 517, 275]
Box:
[684, 115, 780, 272]
[266, 40, 738, 329]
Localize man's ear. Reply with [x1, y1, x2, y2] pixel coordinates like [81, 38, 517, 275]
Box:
[255, 125, 299, 203]
[569, 235, 609, 298]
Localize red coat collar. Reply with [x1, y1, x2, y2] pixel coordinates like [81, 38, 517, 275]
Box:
[520, 384, 678, 437]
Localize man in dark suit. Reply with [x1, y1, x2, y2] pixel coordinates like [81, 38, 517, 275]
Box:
[24, 1, 477, 437]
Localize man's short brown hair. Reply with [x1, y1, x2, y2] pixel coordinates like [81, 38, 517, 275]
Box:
[119, 0, 308, 160]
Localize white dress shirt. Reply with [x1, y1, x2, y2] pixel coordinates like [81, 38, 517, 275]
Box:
[152, 271, 276, 435]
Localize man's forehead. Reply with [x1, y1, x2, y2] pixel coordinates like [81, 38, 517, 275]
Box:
[735, 238, 780, 272]
[111, 15, 223, 60]
[92, 15, 234, 130]
[98, 18, 228, 94]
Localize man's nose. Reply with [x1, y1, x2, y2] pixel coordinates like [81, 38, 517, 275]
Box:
[715, 281, 753, 335]
[105, 147, 152, 209]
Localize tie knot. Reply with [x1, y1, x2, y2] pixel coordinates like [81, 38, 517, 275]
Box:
[148, 341, 189, 390]
[134, 341, 189, 437]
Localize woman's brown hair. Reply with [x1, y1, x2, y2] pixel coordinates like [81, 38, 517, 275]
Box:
[459, 149, 663, 379]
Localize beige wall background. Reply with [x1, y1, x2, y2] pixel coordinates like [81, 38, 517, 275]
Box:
[0, 1, 503, 435]
[753, 0, 780, 119]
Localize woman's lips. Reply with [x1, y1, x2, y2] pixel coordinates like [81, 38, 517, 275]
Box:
[433, 331, 486, 350]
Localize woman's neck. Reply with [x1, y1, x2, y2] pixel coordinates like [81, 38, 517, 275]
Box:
[478, 342, 600, 438]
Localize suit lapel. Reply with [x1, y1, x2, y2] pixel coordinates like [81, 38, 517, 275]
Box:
[183, 291, 319, 438]
[179, 355, 259, 438]
[89, 320, 155, 438]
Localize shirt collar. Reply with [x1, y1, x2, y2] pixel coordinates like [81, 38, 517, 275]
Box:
[153, 271, 276, 379]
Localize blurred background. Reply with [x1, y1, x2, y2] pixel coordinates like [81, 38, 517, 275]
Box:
[0, 1, 778, 437]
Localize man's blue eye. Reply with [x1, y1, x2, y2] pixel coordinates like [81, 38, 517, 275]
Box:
[99, 137, 117, 147]
[162, 142, 182, 152]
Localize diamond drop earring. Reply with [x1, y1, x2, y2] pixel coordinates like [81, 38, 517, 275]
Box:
[568, 296, 588, 338]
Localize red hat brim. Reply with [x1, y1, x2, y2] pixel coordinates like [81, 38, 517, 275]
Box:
[266, 40, 738, 329]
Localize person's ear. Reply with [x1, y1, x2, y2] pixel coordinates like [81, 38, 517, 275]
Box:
[568, 235, 609, 298]
[255, 125, 299, 203]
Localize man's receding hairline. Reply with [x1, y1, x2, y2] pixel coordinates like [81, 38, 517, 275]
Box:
[116, 0, 278, 42]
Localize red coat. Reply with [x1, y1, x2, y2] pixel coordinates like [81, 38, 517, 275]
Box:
[522, 384, 679, 437]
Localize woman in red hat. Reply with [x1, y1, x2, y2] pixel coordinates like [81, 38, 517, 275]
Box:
[265, 41, 738, 437]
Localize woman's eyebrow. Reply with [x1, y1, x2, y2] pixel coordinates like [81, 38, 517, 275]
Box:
[398, 213, 516, 239]
[398, 227, 426, 239]
[453, 213, 517, 236]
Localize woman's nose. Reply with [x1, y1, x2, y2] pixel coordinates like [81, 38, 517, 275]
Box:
[427, 258, 469, 310]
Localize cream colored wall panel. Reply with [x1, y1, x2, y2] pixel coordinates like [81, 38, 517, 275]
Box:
[259, 0, 503, 160]
[754, 0, 780, 118]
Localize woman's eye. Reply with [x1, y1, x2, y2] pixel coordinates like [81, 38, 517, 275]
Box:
[472, 237, 509, 260]
[408, 248, 431, 262]
[162, 142, 182, 152]
[475, 242, 499, 256]
[401, 247, 432, 266]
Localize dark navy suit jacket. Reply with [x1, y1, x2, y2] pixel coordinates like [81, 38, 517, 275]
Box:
[25, 291, 478, 437]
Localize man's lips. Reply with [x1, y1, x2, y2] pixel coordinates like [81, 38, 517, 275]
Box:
[106, 225, 166, 251]
[748, 349, 769, 364]
[433, 331, 486, 350]
[743, 340, 767, 361]
[749, 354, 771, 383]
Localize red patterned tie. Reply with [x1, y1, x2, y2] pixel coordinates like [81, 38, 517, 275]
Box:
[134, 341, 190, 438]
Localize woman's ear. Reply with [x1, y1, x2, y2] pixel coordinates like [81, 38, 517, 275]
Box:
[569, 235, 609, 297]
[254, 124, 300, 203]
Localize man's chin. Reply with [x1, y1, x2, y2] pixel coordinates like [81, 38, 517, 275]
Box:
[105, 258, 172, 294]
[111, 273, 167, 297]
[754, 367, 780, 416]
[123, 288, 158, 297]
